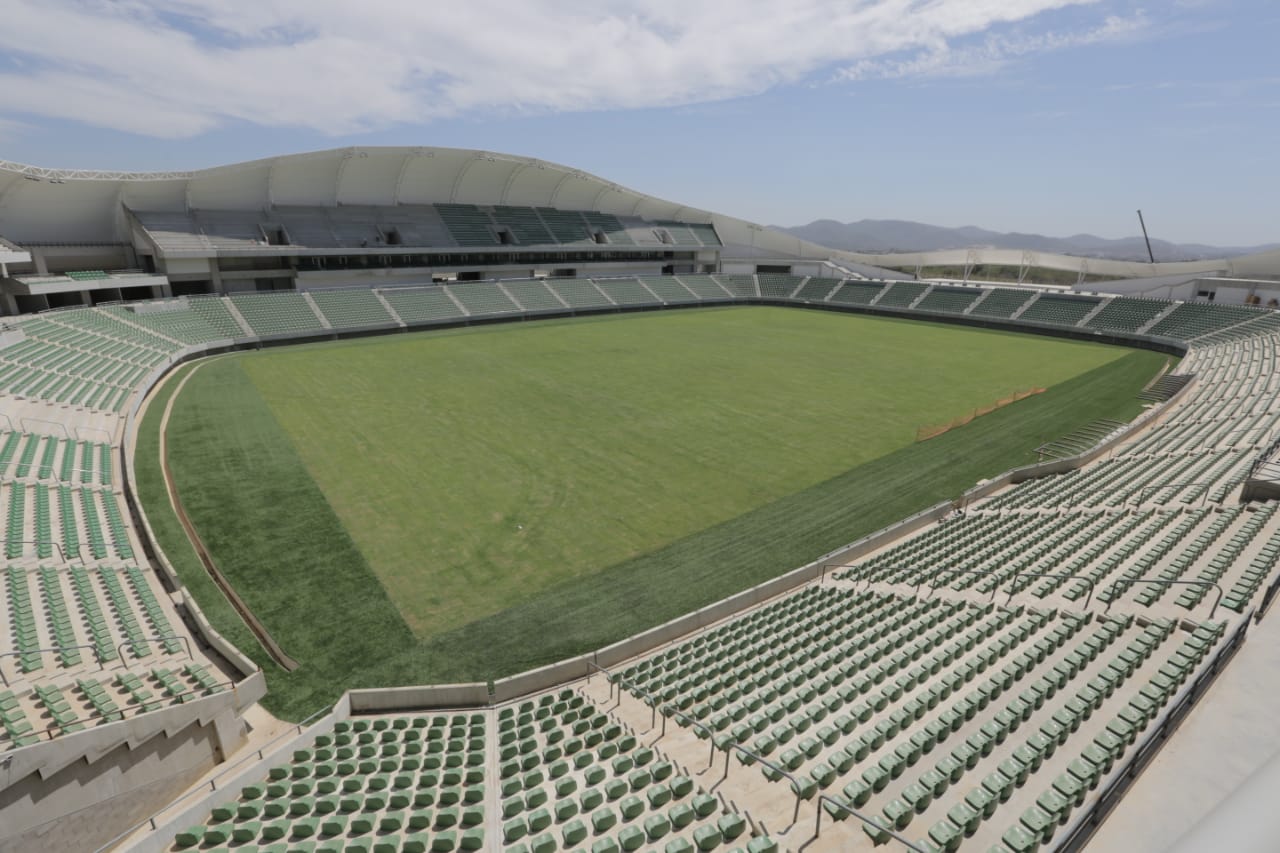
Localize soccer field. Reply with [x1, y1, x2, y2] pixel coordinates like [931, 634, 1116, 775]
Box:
[138, 306, 1166, 717]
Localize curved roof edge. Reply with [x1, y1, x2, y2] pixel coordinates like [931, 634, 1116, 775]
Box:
[0, 146, 1275, 283]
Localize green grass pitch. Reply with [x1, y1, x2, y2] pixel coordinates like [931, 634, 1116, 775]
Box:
[136, 306, 1166, 718]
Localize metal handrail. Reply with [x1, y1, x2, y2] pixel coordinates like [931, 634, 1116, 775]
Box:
[815, 792, 930, 851]
[1104, 578, 1224, 620]
[722, 743, 810, 827]
[1006, 571, 1096, 609]
[74, 425, 114, 442]
[601, 658, 940, 850]
[2, 539, 70, 562]
[1130, 480, 1220, 507]
[0, 643, 103, 686]
[925, 567, 1005, 599]
[19, 417, 69, 438]
[1247, 431, 1280, 479]
[586, 660, 726, 766]
[586, 660, 659, 731]
[1256, 572, 1280, 623]
[117, 634, 193, 663]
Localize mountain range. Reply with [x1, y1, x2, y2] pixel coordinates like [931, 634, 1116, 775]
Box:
[769, 219, 1279, 263]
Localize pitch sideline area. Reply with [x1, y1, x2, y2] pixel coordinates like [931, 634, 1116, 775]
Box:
[140, 307, 1163, 718]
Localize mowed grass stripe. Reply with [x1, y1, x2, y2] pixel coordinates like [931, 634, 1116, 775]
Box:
[134, 364, 268, 670]
[236, 307, 1128, 637]
[162, 359, 415, 711]
[357, 348, 1166, 683]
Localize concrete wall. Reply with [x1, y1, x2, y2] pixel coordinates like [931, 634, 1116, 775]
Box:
[120, 694, 352, 853]
[347, 683, 489, 712]
[0, 680, 265, 853]
[2, 729, 219, 853]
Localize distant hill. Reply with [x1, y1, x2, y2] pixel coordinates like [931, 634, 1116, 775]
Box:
[769, 219, 1278, 263]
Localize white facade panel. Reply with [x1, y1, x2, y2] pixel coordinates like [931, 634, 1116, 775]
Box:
[501, 164, 564, 207]
[188, 164, 271, 210]
[394, 149, 475, 204]
[335, 151, 403, 205]
[452, 156, 519, 205]
[269, 153, 344, 207]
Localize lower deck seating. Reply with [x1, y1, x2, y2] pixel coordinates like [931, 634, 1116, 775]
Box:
[105, 304, 231, 345]
[794, 278, 840, 301]
[1149, 302, 1261, 339]
[501, 281, 566, 312]
[713, 275, 757, 297]
[229, 293, 327, 336]
[876, 281, 929, 308]
[188, 297, 250, 338]
[547, 279, 613, 309]
[758, 275, 806, 298]
[1083, 298, 1167, 333]
[970, 289, 1034, 319]
[310, 289, 397, 329]
[639, 277, 699, 303]
[830, 281, 888, 305]
[674, 275, 732, 300]
[594, 278, 660, 306]
[447, 283, 520, 316]
[1016, 295, 1100, 327]
[380, 288, 466, 324]
[915, 287, 982, 315]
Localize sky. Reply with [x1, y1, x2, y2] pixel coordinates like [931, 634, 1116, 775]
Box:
[0, 0, 1275, 245]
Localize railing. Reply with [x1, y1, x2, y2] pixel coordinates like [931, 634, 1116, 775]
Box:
[0, 643, 104, 686]
[19, 416, 69, 438]
[586, 660, 661, 732]
[1034, 419, 1126, 462]
[591, 659, 927, 849]
[1256, 571, 1280, 623]
[2, 539, 75, 562]
[1245, 430, 1280, 481]
[1128, 480, 1220, 507]
[815, 792, 928, 851]
[833, 564, 1004, 600]
[117, 634, 193, 663]
[1103, 578, 1223, 620]
[75, 425, 114, 443]
[826, 564, 1099, 609]
[1006, 571, 1097, 608]
[705, 716, 925, 848]
[925, 567, 1006, 599]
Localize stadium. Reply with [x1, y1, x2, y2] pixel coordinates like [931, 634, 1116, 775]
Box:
[2, 145, 1280, 853]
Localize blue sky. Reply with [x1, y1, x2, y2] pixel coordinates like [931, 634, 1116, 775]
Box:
[0, 0, 1275, 245]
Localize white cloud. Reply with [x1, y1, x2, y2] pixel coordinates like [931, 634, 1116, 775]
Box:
[834, 12, 1149, 80]
[0, 0, 1138, 138]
